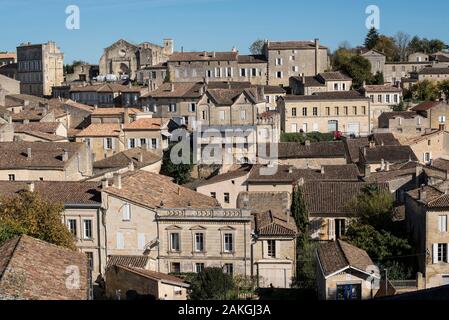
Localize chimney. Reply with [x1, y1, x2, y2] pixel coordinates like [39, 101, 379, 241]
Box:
[418, 186, 426, 201]
[177, 186, 181, 195]
[302, 74, 306, 83]
[27, 147, 32, 159]
[314, 38, 320, 75]
[363, 147, 367, 157]
[212, 51, 216, 58]
[305, 140, 311, 146]
[124, 107, 130, 124]
[139, 151, 144, 162]
[101, 179, 109, 189]
[385, 161, 390, 172]
[369, 140, 375, 148]
[288, 166, 293, 174]
[27, 182, 35, 193]
[128, 161, 135, 171]
[113, 173, 122, 189]
[439, 123, 446, 131]
[62, 149, 69, 162]
[321, 166, 325, 174]
[364, 164, 371, 177]
[170, 83, 175, 92]
[380, 158, 385, 171]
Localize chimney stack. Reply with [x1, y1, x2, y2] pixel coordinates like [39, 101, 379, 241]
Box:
[27, 182, 35, 193]
[27, 147, 32, 159]
[381, 158, 385, 171]
[139, 151, 144, 162]
[288, 166, 293, 174]
[170, 83, 175, 92]
[113, 173, 122, 189]
[385, 161, 390, 172]
[62, 149, 69, 162]
[124, 107, 130, 124]
[418, 186, 427, 201]
[101, 179, 109, 189]
[305, 140, 311, 146]
[314, 38, 320, 75]
[321, 166, 325, 174]
[439, 123, 446, 131]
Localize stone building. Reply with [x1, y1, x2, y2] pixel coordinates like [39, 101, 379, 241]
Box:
[263, 39, 329, 87]
[0, 141, 92, 181]
[17, 41, 64, 97]
[377, 111, 429, 135]
[99, 39, 173, 80]
[411, 101, 449, 130]
[0, 52, 16, 66]
[361, 49, 386, 75]
[316, 240, 380, 300]
[415, 67, 449, 83]
[360, 84, 403, 129]
[278, 91, 371, 136]
[65, 64, 99, 83]
[136, 62, 167, 88]
[405, 184, 449, 288]
[289, 72, 352, 95]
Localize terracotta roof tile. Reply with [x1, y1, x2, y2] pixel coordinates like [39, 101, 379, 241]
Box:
[76, 123, 121, 137]
[169, 51, 238, 62]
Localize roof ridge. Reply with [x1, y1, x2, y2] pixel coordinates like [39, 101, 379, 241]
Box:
[0, 235, 23, 282]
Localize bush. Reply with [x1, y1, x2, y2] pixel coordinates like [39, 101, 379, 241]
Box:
[189, 267, 235, 300]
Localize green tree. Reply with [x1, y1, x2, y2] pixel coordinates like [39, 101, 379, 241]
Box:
[374, 35, 400, 62]
[280, 132, 335, 143]
[63, 60, 87, 75]
[249, 39, 265, 55]
[371, 72, 385, 85]
[0, 191, 76, 249]
[438, 80, 449, 103]
[340, 55, 373, 89]
[189, 267, 235, 300]
[412, 80, 439, 101]
[364, 27, 380, 50]
[160, 143, 194, 184]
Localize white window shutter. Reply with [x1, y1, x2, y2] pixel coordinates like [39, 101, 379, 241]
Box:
[111, 138, 116, 150]
[328, 219, 335, 240]
[433, 244, 438, 264]
[103, 138, 107, 149]
[156, 139, 160, 149]
[117, 232, 124, 249]
[138, 233, 146, 250]
[127, 139, 131, 148]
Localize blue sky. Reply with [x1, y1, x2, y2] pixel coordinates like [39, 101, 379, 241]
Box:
[1, 0, 448, 64]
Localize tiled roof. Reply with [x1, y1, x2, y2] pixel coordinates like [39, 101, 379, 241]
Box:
[406, 185, 449, 208]
[411, 101, 447, 111]
[17, 130, 66, 142]
[106, 255, 150, 270]
[206, 87, 264, 105]
[142, 82, 202, 99]
[114, 265, 190, 287]
[371, 133, 401, 146]
[267, 41, 327, 50]
[378, 111, 418, 121]
[363, 162, 420, 183]
[0, 235, 88, 300]
[0, 53, 16, 59]
[91, 107, 140, 116]
[103, 170, 220, 209]
[196, 165, 251, 187]
[262, 141, 347, 159]
[0, 141, 84, 170]
[75, 123, 121, 137]
[236, 191, 297, 237]
[0, 181, 101, 205]
[247, 164, 359, 183]
[362, 84, 402, 93]
[93, 147, 161, 171]
[13, 122, 61, 134]
[70, 83, 130, 93]
[428, 158, 449, 172]
[169, 51, 238, 62]
[317, 240, 375, 277]
[360, 145, 418, 164]
[237, 55, 267, 64]
[262, 85, 286, 94]
[290, 76, 325, 87]
[123, 118, 171, 130]
[318, 72, 352, 81]
[301, 181, 389, 216]
[10, 109, 46, 121]
[418, 67, 449, 75]
[344, 137, 370, 163]
[283, 91, 368, 101]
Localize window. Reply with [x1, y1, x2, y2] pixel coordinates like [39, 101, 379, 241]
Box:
[140, 138, 147, 147]
[195, 263, 205, 273]
[224, 193, 230, 204]
[86, 252, 94, 271]
[170, 233, 180, 252]
[370, 95, 374, 103]
[240, 68, 246, 77]
[276, 71, 283, 78]
[335, 219, 346, 239]
[276, 58, 283, 66]
[223, 263, 233, 275]
[292, 108, 297, 117]
[302, 107, 307, 116]
[292, 66, 298, 72]
[240, 110, 246, 120]
[362, 106, 366, 115]
[123, 203, 131, 221]
[189, 103, 196, 112]
[195, 233, 205, 252]
[267, 240, 276, 258]
[169, 103, 176, 112]
[437, 244, 448, 263]
[223, 233, 233, 252]
[425, 152, 431, 163]
[353, 106, 357, 115]
[378, 95, 382, 103]
[151, 138, 157, 149]
[67, 219, 77, 237]
[202, 110, 207, 120]
[438, 115, 446, 124]
[386, 95, 390, 103]
[394, 94, 399, 103]
[312, 107, 318, 116]
[251, 68, 257, 77]
[105, 137, 113, 150]
[325, 107, 330, 116]
[8, 174, 15, 181]
[439, 215, 448, 232]
[334, 107, 339, 115]
[334, 83, 339, 91]
[210, 192, 216, 199]
[128, 138, 136, 149]
[219, 111, 225, 120]
[138, 233, 146, 250]
[289, 55, 295, 61]
[171, 262, 181, 273]
[342, 83, 346, 90]
[344, 106, 348, 115]
[83, 220, 92, 240]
